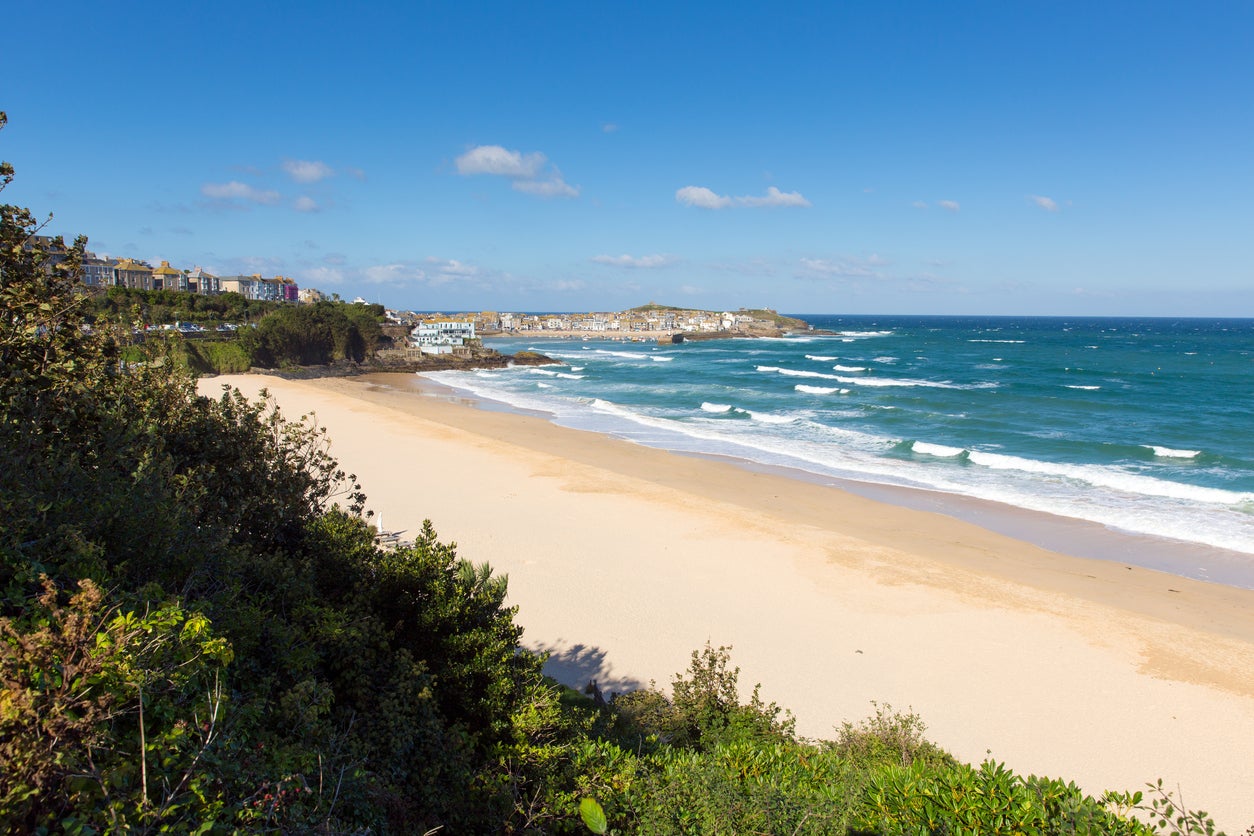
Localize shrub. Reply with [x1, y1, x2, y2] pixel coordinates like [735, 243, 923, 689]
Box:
[831, 701, 954, 771]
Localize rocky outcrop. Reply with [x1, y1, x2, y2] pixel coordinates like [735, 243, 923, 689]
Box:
[509, 350, 562, 366]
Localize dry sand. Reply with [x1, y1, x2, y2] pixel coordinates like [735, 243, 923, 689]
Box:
[200, 372, 1254, 829]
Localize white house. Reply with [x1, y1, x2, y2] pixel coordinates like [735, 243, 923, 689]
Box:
[410, 320, 476, 353]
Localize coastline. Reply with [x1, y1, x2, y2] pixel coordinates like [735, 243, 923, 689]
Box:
[199, 372, 1254, 829]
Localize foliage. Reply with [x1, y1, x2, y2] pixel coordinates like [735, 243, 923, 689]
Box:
[1106, 781, 1226, 836]
[831, 701, 955, 771]
[182, 336, 252, 374]
[89, 286, 280, 328]
[241, 300, 384, 367]
[851, 758, 1154, 835]
[0, 576, 232, 832]
[622, 740, 857, 835]
[611, 643, 794, 754]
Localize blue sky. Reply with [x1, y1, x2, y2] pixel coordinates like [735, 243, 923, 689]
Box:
[4, 1, 1252, 315]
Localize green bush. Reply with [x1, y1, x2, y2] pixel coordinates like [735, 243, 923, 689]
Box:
[852, 759, 1151, 835]
[610, 643, 794, 755]
[624, 741, 857, 835]
[830, 702, 954, 771]
[185, 338, 251, 374]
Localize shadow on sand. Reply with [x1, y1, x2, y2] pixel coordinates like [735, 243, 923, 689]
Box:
[529, 641, 647, 699]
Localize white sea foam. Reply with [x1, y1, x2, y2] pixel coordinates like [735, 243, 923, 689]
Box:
[528, 368, 558, 376]
[536, 382, 552, 388]
[701, 402, 733, 413]
[913, 441, 966, 457]
[594, 349, 652, 360]
[805, 355, 838, 361]
[837, 375, 996, 390]
[756, 365, 842, 380]
[833, 365, 866, 372]
[873, 356, 897, 364]
[838, 330, 894, 338]
[968, 339, 1026, 344]
[966, 450, 1248, 505]
[569, 366, 584, 372]
[736, 408, 800, 424]
[1146, 445, 1201, 459]
[1065, 385, 1101, 390]
[794, 384, 847, 395]
[555, 372, 585, 379]
[651, 356, 675, 362]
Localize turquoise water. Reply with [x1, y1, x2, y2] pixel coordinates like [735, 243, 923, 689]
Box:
[425, 316, 1254, 578]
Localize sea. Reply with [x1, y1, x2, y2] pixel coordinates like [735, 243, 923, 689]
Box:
[422, 315, 1254, 588]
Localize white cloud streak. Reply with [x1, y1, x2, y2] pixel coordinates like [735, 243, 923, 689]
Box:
[1030, 194, 1059, 211]
[201, 181, 281, 205]
[938, 199, 960, 212]
[455, 144, 579, 198]
[591, 253, 676, 269]
[282, 159, 334, 183]
[513, 174, 579, 198]
[293, 195, 320, 213]
[799, 255, 888, 280]
[676, 184, 810, 209]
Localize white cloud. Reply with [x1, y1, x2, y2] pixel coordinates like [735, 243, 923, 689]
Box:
[455, 144, 578, 198]
[938, 199, 960, 212]
[591, 253, 676, 268]
[201, 181, 281, 205]
[513, 175, 579, 198]
[363, 263, 426, 284]
[676, 184, 810, 209]
[293, 195, 320, 213]
[1030, 194, 1059, 211]
[912, 200, 928, 209]
[456, 145, 546, 178]
[301, 257, 493, 290]
[739, 186, 812, 208]
[675, 186, 733, 209]
[602, 122, 619, 133]
[282, 159, 334, 183]
[425, 257, 479, 277]
[305, 265, 347, 284]
[799, 255, 888, 280]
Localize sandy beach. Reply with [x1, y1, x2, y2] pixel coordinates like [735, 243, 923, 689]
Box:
[200, 372, 1254, 829]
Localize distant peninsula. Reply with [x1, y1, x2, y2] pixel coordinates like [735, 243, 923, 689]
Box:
[461, 303, 816, 341]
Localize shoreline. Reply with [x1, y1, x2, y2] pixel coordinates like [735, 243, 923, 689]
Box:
[198, 372, 1254, 829]
[424, 364, 1254, 591]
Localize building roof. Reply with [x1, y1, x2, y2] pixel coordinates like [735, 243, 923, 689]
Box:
[115, 258, 151, 272]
